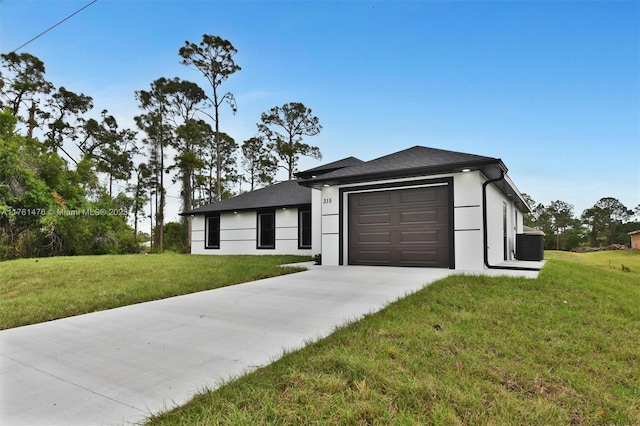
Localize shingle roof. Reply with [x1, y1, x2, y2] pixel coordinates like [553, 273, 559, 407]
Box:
[181, 180, 310, 215]
[298, 146, 505, 186]
[295, 156, 364, 179]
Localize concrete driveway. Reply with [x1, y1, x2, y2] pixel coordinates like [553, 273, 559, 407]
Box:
[0, 264, 537, 425]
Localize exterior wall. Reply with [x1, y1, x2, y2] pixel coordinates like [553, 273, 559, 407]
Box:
[453, 171, 484, 270]
[631, 233, 640, 250]
[191, 175, 525, 270]
[320, 185, 340, 265]
[190, 206, 314, 256]
[319, 171, 525, 271]
[191, 215, 206, 251]
[311, 188, 322, 255]
[485, 182, 520, 265]
[322, 175, 462, 268]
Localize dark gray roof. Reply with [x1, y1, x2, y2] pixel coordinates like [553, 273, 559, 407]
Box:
[298, 146, 505, 186]
[295, 156, 364, 179]
[181, 180, 310, 215]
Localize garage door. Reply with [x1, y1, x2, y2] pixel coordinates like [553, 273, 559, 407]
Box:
[348, 186, 450, 267]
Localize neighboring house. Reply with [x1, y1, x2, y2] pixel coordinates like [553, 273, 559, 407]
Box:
[629, 230, 640, 250]
[181, 145, 533, 271]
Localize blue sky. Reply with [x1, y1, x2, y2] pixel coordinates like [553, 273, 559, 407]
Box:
[1, 0, 638, 224]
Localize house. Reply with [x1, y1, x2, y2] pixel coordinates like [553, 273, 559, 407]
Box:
[181, 145, 535, 271]
[629, 230, 640, 250]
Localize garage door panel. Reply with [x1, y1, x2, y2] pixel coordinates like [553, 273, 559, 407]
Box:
[400, 230, 441, 243]
[349, 186, 450, 268]
[400, 190, 438, 204]
[357, 212, 391, 225]
[400, 210, 440, 224]
[357, 250, 392, 264]
[358, 232, 391, 243]
[401, 250, 443, 264]
[356, 193, 391, 207]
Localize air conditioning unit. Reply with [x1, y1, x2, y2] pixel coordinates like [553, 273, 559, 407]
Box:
[516, 229, 544, 261]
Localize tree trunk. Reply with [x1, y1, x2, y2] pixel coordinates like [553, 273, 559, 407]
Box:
[213, 85, 222, 200]
[27, 100, 37, 140]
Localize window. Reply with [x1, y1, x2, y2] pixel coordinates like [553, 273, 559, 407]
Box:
[257, 210, 275, 249]
[205, 214, 220, 249]
[298, 208, 312, 249]
[503, 202, 508, 261]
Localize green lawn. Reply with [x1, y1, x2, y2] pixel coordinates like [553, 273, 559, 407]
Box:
[0, 253, 310, 329]
[147, 251, 640, 426]
[545, 249, 640, 274]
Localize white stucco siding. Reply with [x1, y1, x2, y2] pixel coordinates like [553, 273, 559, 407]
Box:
[485, 183, 517, 265]
[453, 171, 484, 270]
[218, 211, 256, 254]
[191, 215, 206, 254]
[453, 171, 483, 207]
[311, 188, 322, 255]
[454, 230, 484, 270]
[190, 207, 313, 256]
[320, 185, 340, 265]
[273, 208, 307, 255]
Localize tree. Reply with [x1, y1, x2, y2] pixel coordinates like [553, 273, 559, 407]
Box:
[81, 110, 137, 196]
[42, 86, 93, 161]
[163, 221, 188, 253]
[582, 197, 633, 246]
[194, 129, 238, 203]
[128, 163, 151, 248]
[0, 109, 54, 258]
[136, 77, 209, 251]
[172, 119, 208, 251]
[241, 136, 276, 191]
[0, 52, 53, 138]
[179, 34, 241, 200]
[135, 79, 175, 252]
[547, 200, 575, 250]
[521, 193, 537, 227]
[160, 78, 206, 250]
[257, 102, 322, 180]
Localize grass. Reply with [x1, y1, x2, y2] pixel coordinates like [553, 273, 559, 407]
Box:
[0, 253, 310, 329]
[146, 250, 640, 426]
[545, 249, 640, 274]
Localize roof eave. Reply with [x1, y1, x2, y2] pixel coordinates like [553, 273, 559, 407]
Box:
[180, 202, 311, 216]
[298, 159, 506, 188]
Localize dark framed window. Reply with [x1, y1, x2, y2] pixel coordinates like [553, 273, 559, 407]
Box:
[257, 209, 275, 249]
[205, 214, 220, 249]
[298, 208, 312, 249]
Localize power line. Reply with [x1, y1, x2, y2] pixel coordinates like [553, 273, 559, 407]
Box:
[12, 0, 98, 53]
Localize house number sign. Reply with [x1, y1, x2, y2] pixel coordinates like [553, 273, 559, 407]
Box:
[323, 198, 332, 204]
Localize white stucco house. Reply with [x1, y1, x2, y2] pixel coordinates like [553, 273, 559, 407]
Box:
[181, 146, 539, 271]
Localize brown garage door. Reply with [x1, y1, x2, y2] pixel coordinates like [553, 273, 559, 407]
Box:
[348, 186, 450, 267]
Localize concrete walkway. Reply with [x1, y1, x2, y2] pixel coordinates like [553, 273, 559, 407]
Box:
[0, 265, 538, 425]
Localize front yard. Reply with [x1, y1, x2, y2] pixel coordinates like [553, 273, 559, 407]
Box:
[0, 253, 309, 329]
[146, 251, 640, 425]
[2, 251, 638, 424]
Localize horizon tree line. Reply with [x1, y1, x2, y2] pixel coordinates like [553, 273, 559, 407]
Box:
[522, 195, 639, 251]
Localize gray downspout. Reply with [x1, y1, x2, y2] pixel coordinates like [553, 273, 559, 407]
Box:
[482, 171, 541, 272]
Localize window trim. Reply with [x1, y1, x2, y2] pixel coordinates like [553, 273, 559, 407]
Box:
[298, 207, 312, 249]
[205, 213, 220, 249]
[256, 209, 276, 249]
